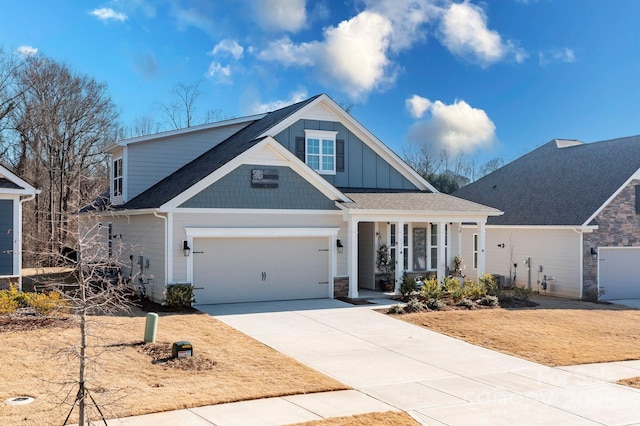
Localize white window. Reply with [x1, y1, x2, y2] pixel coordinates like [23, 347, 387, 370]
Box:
[429, 224, 438, 270]
[113, 158, 123, 197]
[413, 227, 427, 271]
[305, 130, 337, 175]
[473, 233, 478, 269]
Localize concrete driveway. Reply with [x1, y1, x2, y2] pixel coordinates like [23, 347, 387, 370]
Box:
[200, 299, 640, 425]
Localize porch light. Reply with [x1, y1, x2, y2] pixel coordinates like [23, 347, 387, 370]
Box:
[590, 247, 597, 257]
[336, 239, 344, 254]
[183, 240, 191, 257]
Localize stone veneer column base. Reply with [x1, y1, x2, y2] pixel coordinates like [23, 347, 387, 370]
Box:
[333, 277, 349, 298]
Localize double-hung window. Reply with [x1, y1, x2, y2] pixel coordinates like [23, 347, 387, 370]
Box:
[113, 158, 123, 197]
[304, 130, 337, 175]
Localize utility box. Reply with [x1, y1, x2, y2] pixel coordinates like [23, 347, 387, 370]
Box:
[172, 341, 193, 358]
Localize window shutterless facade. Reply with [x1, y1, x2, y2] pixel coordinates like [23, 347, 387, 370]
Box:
[113, 157, 123, 197]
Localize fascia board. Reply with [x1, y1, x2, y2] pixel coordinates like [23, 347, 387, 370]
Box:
[160, 137, 350, 211]
[581, 167, 640, 227]
[0, 165, 39, 194]
[185, 227, 340, 238]
[260, 94, 436, 193]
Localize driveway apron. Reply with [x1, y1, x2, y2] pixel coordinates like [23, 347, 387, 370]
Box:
[201, 299, 640, 425]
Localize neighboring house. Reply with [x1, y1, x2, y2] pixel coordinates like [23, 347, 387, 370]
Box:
[83, 94, 500, 305]
[454, 135, 640, 300]
[0, 165, 39, 290]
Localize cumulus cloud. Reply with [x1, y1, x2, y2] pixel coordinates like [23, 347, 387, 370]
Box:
[90, 7, 127, 22]
[406, 94, 432, 119]
[252, 0, 307, 32]
[206, 62, 232, 84]
[539, 48, 576, 66]
[211, 39, 244, 60]
[247, 89, 308, 114]
[257, 36, 318, 66]
[407, 97, 496, 155]
[437, 1, 526, 67]
[16, 45, 37, 57]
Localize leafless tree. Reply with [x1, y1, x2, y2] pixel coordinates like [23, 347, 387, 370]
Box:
[3, 56, 119, 266]
[127, 114, 161, 137]
[0, 47, 28, 155]
[159, 81, 203, 129]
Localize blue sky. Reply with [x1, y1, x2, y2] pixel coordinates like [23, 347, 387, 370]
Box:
[2, 0, 639, 166]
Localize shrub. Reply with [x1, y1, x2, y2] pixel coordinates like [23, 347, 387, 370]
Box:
[480, 273, 499, 296]
[420, 277, 443, 300]
[478, 295, 499, 307]
[387, 304, 404, 314]
[400, 275, 417, 298]
[0, 286, 19, 314]
[442, 276, 463, 301]
[457, 298, 474, 309]
[26, 291, 69, 315]
[425, 298, 444, 311]
[513, 285, 532, 301]
[405, 297, 424, 313]
[462, 279, 486, 300]
[164, 284, 195, 307]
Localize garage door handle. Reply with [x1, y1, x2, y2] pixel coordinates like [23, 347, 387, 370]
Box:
[261, 272, 266, 281]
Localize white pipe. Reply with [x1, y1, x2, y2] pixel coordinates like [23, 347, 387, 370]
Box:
[153, 210, 168, 301]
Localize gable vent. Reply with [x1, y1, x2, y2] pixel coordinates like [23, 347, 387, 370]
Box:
[555, 139, 583, 148]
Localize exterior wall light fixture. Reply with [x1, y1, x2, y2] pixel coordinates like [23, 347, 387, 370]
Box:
[336, 239, 344, 253]
[183, 240, 191, 257]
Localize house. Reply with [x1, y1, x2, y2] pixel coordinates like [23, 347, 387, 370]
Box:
[0, 164, 39, 290]
[83, 94, 501, 305]
[454, 135, 640, 301]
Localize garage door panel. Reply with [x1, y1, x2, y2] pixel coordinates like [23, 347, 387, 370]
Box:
[193, 237, 329, 304]
[599, 248, 640, 300]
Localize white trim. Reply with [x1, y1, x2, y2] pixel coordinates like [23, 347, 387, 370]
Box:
[304, 129, 338, 175]
[174, 208, 343, 215]
[582, 167, 640, 226]
[462, 224, 598, 231]
[104, 114, 265, 152]
[111, 156, 124, 205]
[0, 165, 38, 195]
[260, 94, 438, 193]
[160, 137, 350, 210]
[185, 227, 340, 238]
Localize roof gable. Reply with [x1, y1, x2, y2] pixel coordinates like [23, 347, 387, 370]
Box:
[0, 165, 38, 195]
[454, 135, 640, 226]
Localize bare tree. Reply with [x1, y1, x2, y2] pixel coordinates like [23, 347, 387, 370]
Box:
[159, 81, 203, 129]
[0, 47, 28, 155]
[127, 114, 161, 137]
[5, 56, 119, 265]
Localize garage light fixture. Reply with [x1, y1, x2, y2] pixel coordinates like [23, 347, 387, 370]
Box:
[183, 240, 191, 257]
[336, 239, 344, 254]
[590, 247, 597, 258]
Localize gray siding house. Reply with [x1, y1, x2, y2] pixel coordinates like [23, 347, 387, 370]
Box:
[455, 136, 640, 300]
[85, 94, 500, 304]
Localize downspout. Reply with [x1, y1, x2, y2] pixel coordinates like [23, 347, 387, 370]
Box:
[572, 227, 585, 299]
[153, 210, 168, 300]
[19, 193, 38, 292]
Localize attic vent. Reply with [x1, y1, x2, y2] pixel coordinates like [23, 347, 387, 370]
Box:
[555, 139, 583, 148]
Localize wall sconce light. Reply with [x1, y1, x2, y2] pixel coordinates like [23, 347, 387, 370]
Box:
[336, 239, 344, 254]
[183, 240, 191, 257]
[590, 247, 597, 257]
[497, 243, 505, 248]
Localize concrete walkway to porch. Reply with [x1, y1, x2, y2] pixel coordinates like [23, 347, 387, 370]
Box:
[200, 298, 640, 425]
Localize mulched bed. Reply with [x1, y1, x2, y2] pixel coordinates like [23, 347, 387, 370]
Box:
[0, 311, 76, 333]
[137, 342, 216, 371]
[135, 297, 199, 314]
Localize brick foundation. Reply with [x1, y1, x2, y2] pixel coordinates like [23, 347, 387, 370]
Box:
[333, 276, 349, 298]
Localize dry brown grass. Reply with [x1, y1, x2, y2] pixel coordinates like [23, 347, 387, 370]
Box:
[618, 377, 640, 389]
[0, 310, 348, 426]
[290, 411, 420, 426]
[397, 296, 640, 367]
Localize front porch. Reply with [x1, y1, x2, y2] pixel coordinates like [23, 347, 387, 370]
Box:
[337, 192, 503, 299]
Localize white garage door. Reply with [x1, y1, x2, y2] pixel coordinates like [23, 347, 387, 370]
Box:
[598, 247, 640, 300]
[192, 237, 330, 304]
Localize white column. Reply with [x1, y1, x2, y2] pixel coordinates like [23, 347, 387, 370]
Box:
[478, 220, 486, 277]
[347, 219, 359, 298]
[437, 221, 446, 280]
[395, 221, 404, 292]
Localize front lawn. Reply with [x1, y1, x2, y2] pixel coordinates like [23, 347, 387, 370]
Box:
[395, 295, 640, 367]
[0, 309, 348, 425]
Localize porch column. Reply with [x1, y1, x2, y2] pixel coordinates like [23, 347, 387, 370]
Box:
[347, 218, 359, 298]
[478, 220, 486, 277]
[395, 221, 404, 292]
[437, 221, 446, 280]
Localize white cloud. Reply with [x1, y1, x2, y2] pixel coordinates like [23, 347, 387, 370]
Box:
[437, 1, 526, 67]
[252, 0, 307, 32]
[539, 48, 576, 66]
[407, 97, 496, 155]
[173, 6, 216, 35]
[90, 7, 127, 22]
[248, 90, 309, 114]
[206, 62, 232, 84]
[257, 36, 318, 66]
[16, 45, 37, 57]
[211, 39, 244, 60]
[406, 94, 432, 119]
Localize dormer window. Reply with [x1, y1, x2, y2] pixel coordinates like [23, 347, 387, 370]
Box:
[304, 130, 337, 175]
[113, 157, 123, 197]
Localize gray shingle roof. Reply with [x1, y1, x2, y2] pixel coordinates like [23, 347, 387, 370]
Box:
[453, 135, 640, 226]
[119, 95, 321, 210]
[341, 192, 502, 215]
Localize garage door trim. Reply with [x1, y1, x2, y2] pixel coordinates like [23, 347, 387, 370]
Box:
[185, 227, 340, 238]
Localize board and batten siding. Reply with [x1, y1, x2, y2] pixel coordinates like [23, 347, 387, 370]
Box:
[274, 119, 418, 190]
[461, 227, 582, 298]
[171, 211, 346, 283]
[0, 199, 14, 275]
[125, 122, 251, 200]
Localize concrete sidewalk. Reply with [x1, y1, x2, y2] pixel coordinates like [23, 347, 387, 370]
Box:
[99, 299, 640, 425]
